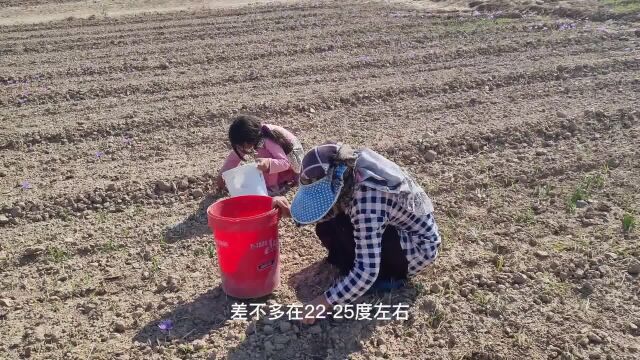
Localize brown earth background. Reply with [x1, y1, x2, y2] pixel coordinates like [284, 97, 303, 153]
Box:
[0, 0, 639, 359]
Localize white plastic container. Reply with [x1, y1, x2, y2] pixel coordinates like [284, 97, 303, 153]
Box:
[221, 163, 269, 197]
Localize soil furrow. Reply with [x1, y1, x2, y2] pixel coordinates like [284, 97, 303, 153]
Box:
[0, 2, 346, 34]
[2, 75, 636, 174]
[2, 55, 636, 149]
[2, 107, 637, 226]
[1, 29, 627, 87]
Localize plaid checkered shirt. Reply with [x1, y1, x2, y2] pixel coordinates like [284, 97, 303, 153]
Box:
[324, 184, 441, 305]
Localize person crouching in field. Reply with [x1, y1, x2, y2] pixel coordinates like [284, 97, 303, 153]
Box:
[272, 142, 442, 324]
[216, 114, 304, 196]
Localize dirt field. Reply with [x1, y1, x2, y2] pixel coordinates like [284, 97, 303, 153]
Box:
[1, 0, 639, 359]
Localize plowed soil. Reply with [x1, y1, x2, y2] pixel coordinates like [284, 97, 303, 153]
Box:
[1, 1, 639, 360]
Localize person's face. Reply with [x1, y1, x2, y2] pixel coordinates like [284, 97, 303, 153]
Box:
[235, 143, 255, 157]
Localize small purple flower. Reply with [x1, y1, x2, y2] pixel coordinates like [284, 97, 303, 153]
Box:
[122, 137, 133, 146]
[356, 55, 373, 63]
[21, 180, 32, 190]
[95, 151, 105, 159]
[558, 23, 576, 31]
[472, 10, 481, 17]
[158, 319, 173, 331]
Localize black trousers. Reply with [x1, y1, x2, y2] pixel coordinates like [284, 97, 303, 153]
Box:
[314, 212, 408, 281]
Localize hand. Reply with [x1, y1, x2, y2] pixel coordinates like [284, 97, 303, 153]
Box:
[301, 294, 332, 325]
[272, 196, 291, 218]
[256, 158, 270, 172]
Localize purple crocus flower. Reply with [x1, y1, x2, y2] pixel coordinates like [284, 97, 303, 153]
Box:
[158, 319, 173, 331]
[558, 23, 576, 31]
[21, 180, 32, 190]
[96, 151, 105, 159]
[122, 137, 133, 146]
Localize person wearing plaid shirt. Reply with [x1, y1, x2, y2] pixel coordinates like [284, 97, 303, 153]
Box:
[272, 142, 441, 325]
[324, 184, 441, 304]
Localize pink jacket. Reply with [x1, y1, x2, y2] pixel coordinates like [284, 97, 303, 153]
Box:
[219, 124, 299, 191]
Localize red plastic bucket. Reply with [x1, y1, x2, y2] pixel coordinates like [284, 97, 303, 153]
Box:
[207, 195, 280, 299]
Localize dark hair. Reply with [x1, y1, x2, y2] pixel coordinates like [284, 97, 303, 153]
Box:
[228, 114, 293, 160]
[318, 144, 358, 222]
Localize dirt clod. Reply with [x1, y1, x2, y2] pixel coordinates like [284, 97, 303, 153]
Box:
[579, 282, 595, 296]
[512, 272, 528, 285]
[274, 335, 289, 345]
[264, 340, 275, 352]
[579, 336, 590, 347]
[192, 189, 204, 198]
[430, 283, 442, 293]
[308, 325, 322, 335]
[10, 207, 24, 218]
[0, 298, 14, 307]
[534, 250, 550, 259]
[460, 286, 475, 298]
[278, 321, 292, 333]
[193, 340, 206, 351]
[425, 150, 437, 162]
[155, 181, 172, 193]
[419, 298, 438, 313]
[628, 261, 640, 275]
[177, 179, 189, 191]
[589, 351, 602, 360]
[23, 246, 45, 256]
[576, 200, 589, 209]
[588, 333, 603, 344]
[114, 321, 127, 333]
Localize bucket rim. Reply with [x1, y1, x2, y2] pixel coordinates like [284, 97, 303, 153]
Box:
[207, 195, 279, 222]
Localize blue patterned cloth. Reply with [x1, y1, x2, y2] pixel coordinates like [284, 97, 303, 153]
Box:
[291, 165, 347, 224]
